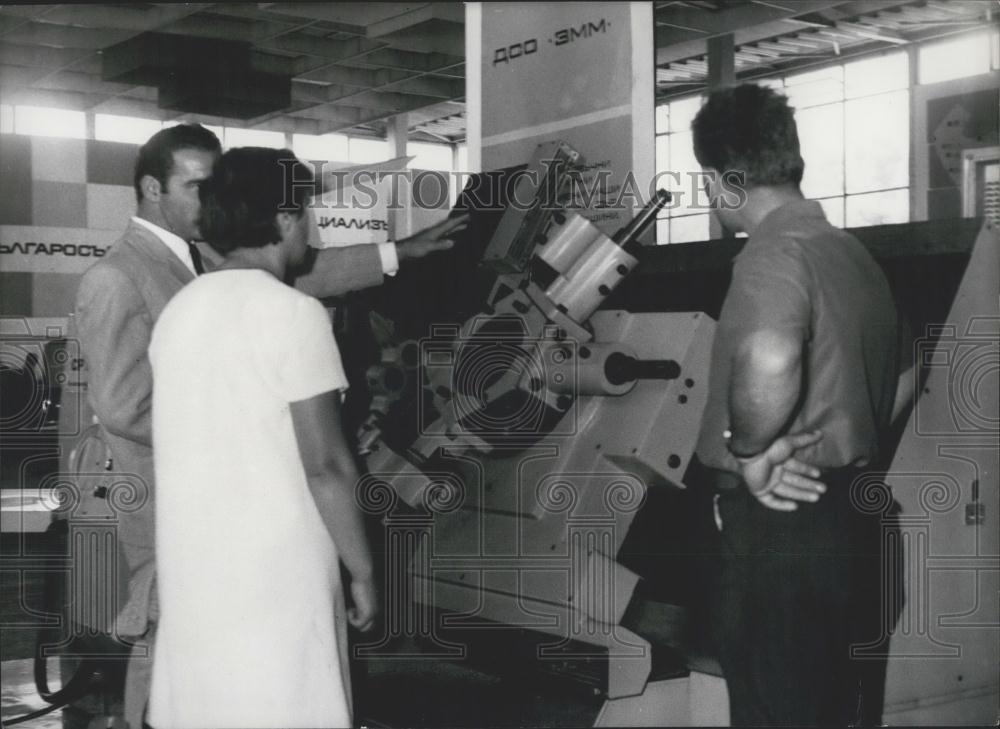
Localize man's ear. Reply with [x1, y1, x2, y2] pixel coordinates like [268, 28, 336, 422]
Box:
[274, 211, 296, 240]
[698, 167, 721, 209]
[140, 175, 162, 201]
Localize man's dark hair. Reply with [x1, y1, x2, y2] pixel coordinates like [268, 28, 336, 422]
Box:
[133, 123, 221, 201]
[691, 84, 804, 188]
[198, 147, 315, 254]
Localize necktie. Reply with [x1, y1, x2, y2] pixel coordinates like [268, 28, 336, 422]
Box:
[188, 242, 205, 275]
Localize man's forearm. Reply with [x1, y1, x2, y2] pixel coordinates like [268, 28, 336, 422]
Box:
[891, 366, 915, 425]
[728, 331, 802, 456]
[292, 244, 384, 298]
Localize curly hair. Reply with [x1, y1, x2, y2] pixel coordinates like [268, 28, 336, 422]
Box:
[691, 84, 804, 188]
[198, 147, 315, 254]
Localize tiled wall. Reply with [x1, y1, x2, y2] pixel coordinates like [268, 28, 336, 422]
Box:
[0, 134, 137, 320]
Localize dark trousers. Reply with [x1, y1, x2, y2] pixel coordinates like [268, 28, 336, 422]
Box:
[710, 469, 898, 727]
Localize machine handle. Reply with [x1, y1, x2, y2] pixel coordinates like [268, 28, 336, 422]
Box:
[612, 189, 671, 252]
[604, 353, 681, 386]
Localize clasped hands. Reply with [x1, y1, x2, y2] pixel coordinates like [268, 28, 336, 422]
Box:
[735, 430, 826, 512]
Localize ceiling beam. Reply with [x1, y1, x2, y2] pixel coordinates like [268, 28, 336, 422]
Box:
[357, 48, 464, 73]
[0, 41, 83, 69]
[324, 88, 448, 113]
[19, 5, 213, 118]
[248, 50, 300, 77]
[0, 63, 136, 95]
[655, 0, 913, 64]
[294, 65, 463, 98]
[0, 21, 135, 50]
[0, 5, 60, 20]
[0, 4, 470, 140]
[386, 74, 464, 98]
[837, 20, 907, 44]
[294, 63, 383, 88]
[1, 85, 106, 111]
[366, 3, 463, 37]
[367, 22, 464, 59]
[89, 96, 169, 118]
[288, 103, 368, 127]
[266, 34, 388, 64]
[212, 3, 367, 37]
[431, 62, 465, 79]
[310, 96, 466, 135]
[155, 13, 298, 44]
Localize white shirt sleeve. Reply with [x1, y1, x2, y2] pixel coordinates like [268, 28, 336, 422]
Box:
[377, 241, 399, 277]
[272, 296, 349, 403]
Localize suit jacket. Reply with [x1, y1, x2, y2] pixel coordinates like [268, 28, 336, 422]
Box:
[72, 220, 383, 636]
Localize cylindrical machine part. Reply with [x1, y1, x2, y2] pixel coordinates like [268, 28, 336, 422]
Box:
[540, 192, 670, 325]
[366, 363, 408, 397]
[398, 340, 421, 370]
[543, 343, 637, 397]
[535, 214, 604, 275]
[612, 189, 671, 253]
[544, 234, 637, 323]
[611, 188, 671, 252]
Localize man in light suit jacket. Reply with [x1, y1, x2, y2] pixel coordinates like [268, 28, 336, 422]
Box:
[70, 123, 465, 728]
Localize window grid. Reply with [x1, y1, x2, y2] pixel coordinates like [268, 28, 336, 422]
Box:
[1, 104, 14, 134]
[653, 46, 934, 242]
[0, 110, 458, 173]
[94, 114, 165, 145]
[13, 105, 86, 139]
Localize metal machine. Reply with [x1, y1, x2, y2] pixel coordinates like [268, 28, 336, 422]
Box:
[352, 141, 998, 727]
[5, 139, 993, 727]
[353, 142, 726, 726]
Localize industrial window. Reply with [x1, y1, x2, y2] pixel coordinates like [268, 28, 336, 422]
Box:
[13, 105, 86, 139]
[654, 48, 911, 242]
[348, 137, 390, 164]
[918, 30, 995, 85]
[95, 114, 164, 145]
[407, 142, 453, 172]
[223, 127, 285, 149]
[292, 133, 350, 163]
[654, 95, 711, 244]
[773, 53, 910, 228]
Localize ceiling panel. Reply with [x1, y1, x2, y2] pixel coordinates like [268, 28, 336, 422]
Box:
[0, 2, 994, 144]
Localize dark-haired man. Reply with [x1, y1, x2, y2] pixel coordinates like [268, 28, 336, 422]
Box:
[70, 123, 465, 728]
[690, 84, 904, 726]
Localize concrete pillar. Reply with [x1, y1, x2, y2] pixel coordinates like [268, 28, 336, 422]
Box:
[386, 113, 411, 239]
[707, 33, 735, 89]
[707, 33, 735, 240]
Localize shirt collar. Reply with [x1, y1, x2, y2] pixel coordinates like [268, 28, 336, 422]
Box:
[749, 199, 828, 246]
[131, 216, 197, 276]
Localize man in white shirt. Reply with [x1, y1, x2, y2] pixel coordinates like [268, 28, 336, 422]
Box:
[69, 123, 464, 728]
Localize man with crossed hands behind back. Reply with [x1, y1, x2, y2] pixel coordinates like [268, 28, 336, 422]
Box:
[689, 84, 906, 727]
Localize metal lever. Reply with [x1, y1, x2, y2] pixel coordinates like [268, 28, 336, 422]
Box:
[965, 478, 984, 525]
